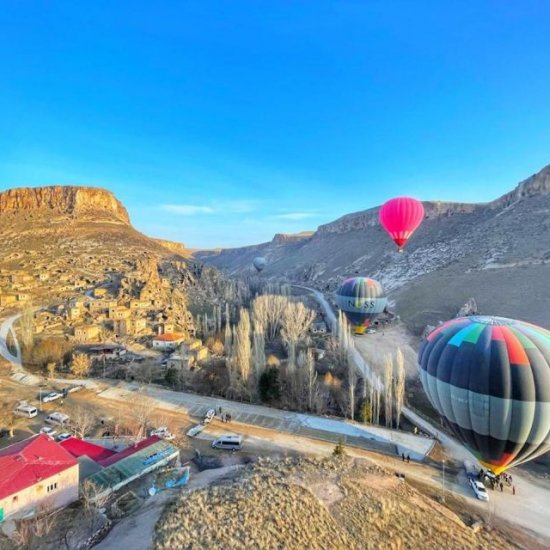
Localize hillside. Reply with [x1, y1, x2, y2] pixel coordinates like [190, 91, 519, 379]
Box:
[196, 165, 550, 333]
[154, 457, 527, 549]
[0, 185, 197, 308]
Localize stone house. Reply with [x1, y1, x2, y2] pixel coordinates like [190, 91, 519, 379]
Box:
[74, 324, 100, 342]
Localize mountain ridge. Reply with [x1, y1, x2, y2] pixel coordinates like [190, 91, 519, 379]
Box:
[195, 164, 550, 332]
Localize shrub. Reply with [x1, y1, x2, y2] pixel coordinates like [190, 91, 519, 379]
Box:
[258, 367, 281, 402]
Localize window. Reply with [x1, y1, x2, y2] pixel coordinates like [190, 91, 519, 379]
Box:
[47, 483, 58, 493]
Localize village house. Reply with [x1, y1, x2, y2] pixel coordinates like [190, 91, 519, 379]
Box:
[0, 294, 17, 307]
[93, 287, 108, 299]
[0, 435, 79, 522]
[113, 317, 147, 337]
[152, 332, 186, 350]
[74, 324, 100, 342]
[130, 299, 151, 310]
[68, 307, 82, 321]
[108, 306, 131, 320]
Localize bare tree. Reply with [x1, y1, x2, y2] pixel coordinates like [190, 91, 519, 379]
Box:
[46, 361, 57, 379]
[300, 348, 318, 412]
[70, 353, 91, 378]
[0, 400, 17, 437]
[347, 338, 357, 421]
[394, 347, 406, 429]
[281, 301, 316, 373]
[70, 405, 95, 439]
[252, 294, 288, 341]
[19, 303, 35, 350]
[128, 393, 156, 440]
[384, 354, 393, 428]
[235, 308, 252, 384]
[224, 303, 232, 356]
[252, 321, 266, 379]
[81, 479, 110, 535]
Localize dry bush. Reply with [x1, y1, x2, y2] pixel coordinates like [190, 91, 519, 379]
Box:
[154, 457, 519, 550]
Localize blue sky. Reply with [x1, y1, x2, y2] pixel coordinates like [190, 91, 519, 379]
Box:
[1, 1, 549, 248]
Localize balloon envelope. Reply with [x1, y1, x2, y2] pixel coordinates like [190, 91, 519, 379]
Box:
[253, 256, 267, 272]
[336, 277, 387, 334]
[379, 197, 424, 250]
[419, 315, 550, 474]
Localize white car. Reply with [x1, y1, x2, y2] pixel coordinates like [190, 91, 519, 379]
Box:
[469, 478, 489, 501]
[150, 427, 175, 440]
[40, 426, 57, 438]
[203, 409, 216, 424]
[56, 432, 72, 442]
[42, 392, 62, 403]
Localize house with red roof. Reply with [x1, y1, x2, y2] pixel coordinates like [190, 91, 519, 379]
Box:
[152, 332, 186, 350]
[0, 435, 79, 522]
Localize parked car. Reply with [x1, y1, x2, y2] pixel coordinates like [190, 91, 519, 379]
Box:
[212, 434, 242, 451]
[67, 385, 83, 394]
[150, 427, 175, 440]
[469, 477, 489, 501]
[45, 412, 70, 426]
[14, 402, 38, 418]
[203, 409, 216, 424]
[40, 426, 58, 438]
[56, 432, 72, 442]
[42, 392, 62, 403]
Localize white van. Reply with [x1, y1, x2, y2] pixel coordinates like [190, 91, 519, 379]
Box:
[14, 402, 38, 418]
[212, 435, 243, 451]
[45, 412, 70, 426]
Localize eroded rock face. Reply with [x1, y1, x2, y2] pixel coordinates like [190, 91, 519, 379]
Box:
[152, 238, 188, 256]
[0, 186, 130, 224]
[491, 165, 550, 208]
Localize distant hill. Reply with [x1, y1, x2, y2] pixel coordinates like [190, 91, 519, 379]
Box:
[195, 165, 550, 333]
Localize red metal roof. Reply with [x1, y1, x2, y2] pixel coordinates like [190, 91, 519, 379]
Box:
[60, 436, 162, 467]
[99, 436, 162, 467]
[59, 438, 117, 463]
[0, 434, 78, 501]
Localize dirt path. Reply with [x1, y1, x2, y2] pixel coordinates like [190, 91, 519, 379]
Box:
[94, 466, 244, 550]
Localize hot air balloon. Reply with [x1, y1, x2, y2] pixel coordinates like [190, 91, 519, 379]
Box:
[336, 277, 387, 334]
[379, 197, 424, 251]
[419, 315, 550, 474]
[253, 256, 267, 273]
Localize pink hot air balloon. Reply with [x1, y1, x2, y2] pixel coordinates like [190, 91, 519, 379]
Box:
[379, 197, 425, 251]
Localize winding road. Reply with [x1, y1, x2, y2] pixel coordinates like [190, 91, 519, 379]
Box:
[0, 314, 22, 367]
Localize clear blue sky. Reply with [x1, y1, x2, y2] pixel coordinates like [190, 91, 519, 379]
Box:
[1, 2, 549, 248]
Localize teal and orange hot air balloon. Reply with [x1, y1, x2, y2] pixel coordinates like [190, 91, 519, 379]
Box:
[379, 197, 424, 251]
[336, 277, 387, 334]
[419, 315, 550, 474]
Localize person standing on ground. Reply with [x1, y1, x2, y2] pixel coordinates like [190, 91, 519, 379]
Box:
[513, 485, 516, 495]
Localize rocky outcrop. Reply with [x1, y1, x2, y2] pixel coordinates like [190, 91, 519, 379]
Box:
[0, 186, 130, 224]
[153, 238, 189, 256]
[271, 232, 314, 244]
[490, 164, 550, 208]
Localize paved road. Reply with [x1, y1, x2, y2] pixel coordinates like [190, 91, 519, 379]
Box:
[94, 381, 434, 460]
[0, 314, 22, 367]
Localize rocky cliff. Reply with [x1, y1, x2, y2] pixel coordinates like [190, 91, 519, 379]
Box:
[152, 238, 190, 257]
[0, 186, 130, 224]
